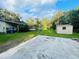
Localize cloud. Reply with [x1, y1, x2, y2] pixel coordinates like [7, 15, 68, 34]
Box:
[41, 0, 57, 4]
[0, 0, 64, 20]
[0, 0, 16, 12]
[1, 0, 58, 11]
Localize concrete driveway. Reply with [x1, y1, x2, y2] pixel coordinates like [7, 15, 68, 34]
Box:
[0, 35, 79, 59]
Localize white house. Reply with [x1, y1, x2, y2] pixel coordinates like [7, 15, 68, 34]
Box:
[0, 20, 20, 33]
[56, 24, 73, 34]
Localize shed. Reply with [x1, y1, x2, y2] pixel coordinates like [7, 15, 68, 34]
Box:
[56, 24, 73, 34]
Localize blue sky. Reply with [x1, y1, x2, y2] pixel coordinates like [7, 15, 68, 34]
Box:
[0, 0, 79, 21]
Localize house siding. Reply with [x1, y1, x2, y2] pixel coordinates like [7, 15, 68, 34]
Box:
[0, 21, 17, 33]
[56, 25, 73, 34]
[0, 21, 6, 33]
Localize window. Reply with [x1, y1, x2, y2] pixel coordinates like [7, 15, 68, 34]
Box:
[62, 27, 66, 30]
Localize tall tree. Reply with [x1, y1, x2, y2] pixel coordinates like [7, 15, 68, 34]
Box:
[51, 11, 64, 29]
[41, 17, 48, 30]
[34, 18, 41, 30]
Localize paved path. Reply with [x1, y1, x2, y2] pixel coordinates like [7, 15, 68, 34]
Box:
[0, 35, 79, 59]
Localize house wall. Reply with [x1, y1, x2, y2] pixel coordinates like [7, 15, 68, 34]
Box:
[6, 23, 14, 29]
[0, 21, 7, 33]
[0, 21, 16, 33]
[56, 25, 73, 34]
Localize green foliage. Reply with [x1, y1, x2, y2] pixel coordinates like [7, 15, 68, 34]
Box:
[51, 11, 64, 29]
[41, 17, 48, 30]
[26, 17, 52, 30]
[0, 9, 20, 22]
[26, 18, 36, 29]
[19, 21, 29, 32]
[0, 32, 36, 44]
[34, 18, 41, 30]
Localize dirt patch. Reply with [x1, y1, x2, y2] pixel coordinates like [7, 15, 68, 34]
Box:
[0, 40, 22, 53]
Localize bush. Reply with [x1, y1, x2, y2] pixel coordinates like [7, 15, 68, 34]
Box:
[19, 21, 29, 32]
[52, 23, 56, 30]
[19, 24, 29, 32]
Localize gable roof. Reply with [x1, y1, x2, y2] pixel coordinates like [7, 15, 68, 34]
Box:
[0, 19, 22, 25]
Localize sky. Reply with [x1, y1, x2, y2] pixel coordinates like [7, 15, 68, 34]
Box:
[0, 0, 79, 21]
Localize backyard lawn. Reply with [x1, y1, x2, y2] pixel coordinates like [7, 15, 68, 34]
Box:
[0, 31, 36, 44]
[0, 29, 79, 44]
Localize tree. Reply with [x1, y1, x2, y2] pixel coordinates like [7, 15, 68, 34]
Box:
[41, 17, 48, 30]
[52, 11, 64, 21]
[0, 9, 20, 22]
[26, 17, 41, 30]
[19, 21, 29, 32]
[51, 11, 64, 29]
[34, 18, 41, 30]
[26, 18, 35, 29]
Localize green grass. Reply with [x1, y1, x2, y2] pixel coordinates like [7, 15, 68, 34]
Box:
[0, 29, 79, 44]
[0, 31, 37, 44]
[36, 29, 79, 39]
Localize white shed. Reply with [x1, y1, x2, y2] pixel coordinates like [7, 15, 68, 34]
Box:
[56, 24, 73, 34]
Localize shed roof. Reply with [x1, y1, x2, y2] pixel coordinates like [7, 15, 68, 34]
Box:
[0, 19, 23, 25]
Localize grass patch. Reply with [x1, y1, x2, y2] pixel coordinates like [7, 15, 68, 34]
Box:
[0, 31, 36, 44]
[36, 29, 79, 39]
[0, 29, 79, 44]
